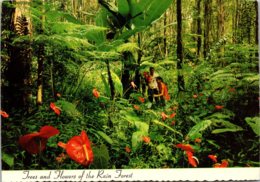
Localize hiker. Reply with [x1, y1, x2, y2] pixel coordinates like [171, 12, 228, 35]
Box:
[153, 76, 170, 106]
[144, 67, 159, 104]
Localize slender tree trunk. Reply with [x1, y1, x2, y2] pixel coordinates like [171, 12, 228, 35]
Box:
[255, 1, 258, 46]
[217, 0, 225, 57]
[134, 33, 142, 90]
[106, 60, 115, 100]
[163, 13, 168, 57]
[203, 0, 211, 59]
[176, 0, 184, 91]
[196, 0, 202, 57]
[36, 0, 45, 105]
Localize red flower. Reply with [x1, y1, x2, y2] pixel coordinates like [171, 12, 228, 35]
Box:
[133, 105, 140, 110]
[138, 97, 145, 103]
[208, 155, 218, 163]
[92, 88, 100, 98]
[193, 94, 198, 99]
[215, 105, 224, 110]
[50, 102, 61, 115]
[19, 126, 59, 154]
[214, 159, 228, 168]
[176, 143, 194, 153]
[125, 146, 131, 153]
[161, 112, 168, 121]
[143, 136, 151, 143]
[194, 138, 202, 143]
[0, 110, 9, 118]
[169, 113, 176, 118]
[58, 131, 94, 166]
[56, 93, 61, 97]
[186, 151, 198, 167]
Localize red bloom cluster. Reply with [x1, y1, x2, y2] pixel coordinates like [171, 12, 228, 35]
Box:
[161, 112, 176, 121]
[0, 110, 9, 118]
[208, 154, 218, 163]
[143, 136, 151, 143]
[19, 126, 60, 154]
[215, 105, 224, 110]
[58, 131, 94, 166]
[50, 102, 61, 115]
[138, 97, 145, 103]
[176, 143, 198, 167]
[133, 105, 140, 110]
[92, 88, 100, 98]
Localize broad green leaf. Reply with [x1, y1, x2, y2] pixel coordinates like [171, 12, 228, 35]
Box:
[2, 153, 14, 167]
[101, 72, 111, 97]
[56, 100, 82, 118]
[117, 0, 130, 16]
[187, 120, 212, 140]
[211, 120, 243, 134]
[151, 120, 183, 137]
[134, 121, 149, 134]
[245, 117, 260, 136]
[92, 145, 110, 169]
[131, 131, 144, 151]
[120, 110, 141, 124]
[97, 131, 114, 145]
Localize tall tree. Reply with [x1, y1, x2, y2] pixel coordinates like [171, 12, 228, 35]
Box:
[203, 0, 212, 59]
[36, 0, 45, 105]
[196, 0, 202, 57]
[5, 0, 33, 112]
[176, 0, 184, 91]
[217, 0, 225, 56]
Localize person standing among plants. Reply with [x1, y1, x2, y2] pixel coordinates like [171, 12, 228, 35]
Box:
[144, 67, 159, 104]
[153, 76, 170, 106]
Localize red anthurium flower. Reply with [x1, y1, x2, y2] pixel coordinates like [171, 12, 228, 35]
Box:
[50, 102, 61, 115]
[193, 94, 198, 99]
[0, 110, 9, 118]
[138, 97, 145, 103]
[125, 146, 131, 153]
[169, 113, 176, 118]
[19, 126, 59, 154]
[176, 143, 195, 153]
[194, 138, 202, 143]
[131, 81, 137, 89]
[186, 151, 198, 167]
[208, 155, 218, 163]
[58, 131, 94, 166]
[214, 159, 228, 168]
[171, 121, 176, 126]
[215, 105, 224, 110]
[92, 88, 100, 98]
[133, 105, 140, 110]
[161, 112, 168, 121]
[143, 136, 151, 143]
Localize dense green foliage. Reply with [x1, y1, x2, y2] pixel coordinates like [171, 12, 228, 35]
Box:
[1, 0, 259, 170]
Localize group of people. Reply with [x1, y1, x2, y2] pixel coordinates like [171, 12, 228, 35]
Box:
[143, 67, 170, 107]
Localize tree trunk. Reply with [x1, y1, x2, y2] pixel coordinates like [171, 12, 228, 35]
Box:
[134, 33, 142, 90]
[203, 0, 211, 59]
[5, 0, 33, 112]
[36, 0, 45, 105]
[163, 13, 168, 57]
[255, 1, 258, 46]
[106, 60, 115, 100]
[196, 0, 202, 57]
[217, 0, 225, 57]
[176, 0, 184, 91]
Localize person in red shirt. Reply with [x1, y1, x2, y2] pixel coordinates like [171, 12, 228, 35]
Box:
[153, 77, 170, 106]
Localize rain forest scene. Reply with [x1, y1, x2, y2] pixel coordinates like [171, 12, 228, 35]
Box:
[1, 0, 259, 170]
